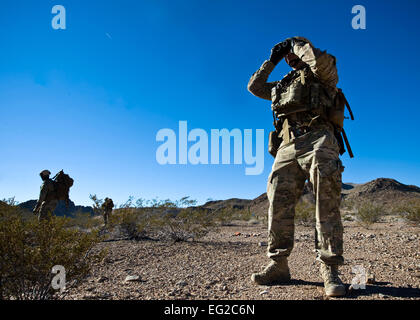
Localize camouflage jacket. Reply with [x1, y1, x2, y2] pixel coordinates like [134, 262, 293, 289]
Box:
[36, 179, 56, 206]
[101, 199, 114, 212]
[248, 37, 338, 101]
[248, 38, 340, 125]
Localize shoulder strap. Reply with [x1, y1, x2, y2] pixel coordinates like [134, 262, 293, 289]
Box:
[341, 128, 354, 158]
[338, 89, 354, 120]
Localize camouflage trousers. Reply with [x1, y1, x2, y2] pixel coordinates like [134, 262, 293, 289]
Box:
[38, 200, 58, 221]
[103, 211, 111, 225]
[267, 126, 344, 266]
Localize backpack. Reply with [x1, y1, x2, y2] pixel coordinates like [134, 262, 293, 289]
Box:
[52, 170, 74, 206]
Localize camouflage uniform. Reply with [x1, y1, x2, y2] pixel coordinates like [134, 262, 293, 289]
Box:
[101, 198, 114, 226]
[34, 173, 58, 221]
[248, 38, 344, 267]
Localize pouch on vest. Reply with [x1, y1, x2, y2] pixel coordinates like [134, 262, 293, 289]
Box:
[328, 89, 355, 157]
[271, 69, 326, 117]
[268, 130, 282, 158]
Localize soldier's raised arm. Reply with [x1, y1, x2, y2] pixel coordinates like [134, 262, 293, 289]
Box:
[248, 39, 295, 100]
[247, 60, 278, 101]
[291, 37, 338, 88]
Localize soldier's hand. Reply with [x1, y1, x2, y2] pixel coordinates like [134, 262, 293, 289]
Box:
[269, 38, 293, 66]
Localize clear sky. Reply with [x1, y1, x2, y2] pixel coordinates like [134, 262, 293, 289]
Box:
[1, 0, 419, 206]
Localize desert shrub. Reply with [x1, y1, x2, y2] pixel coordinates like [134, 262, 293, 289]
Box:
[232, 207, 253, 221]
[355, 201, 383, 227]
[295, 201, 315, 226]
[89, 195, 237, 242]
[108, 207, 153, 240]
[394, 199, 420, 224]
[214, 207, 236, 226]
[0, 201, 104, 300]
[89, 194, 104, 216]
[255, 210, 268, 224]
[340, 199, 355, 211]
[94, 195, 158, 240]
[64, 210, 102, 231]
[152, 197, 218, 242]
[213, 207, 253, 226]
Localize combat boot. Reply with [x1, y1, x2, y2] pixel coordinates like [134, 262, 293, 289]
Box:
[251, 258, 291, 285]
[320, 263, 346, 297]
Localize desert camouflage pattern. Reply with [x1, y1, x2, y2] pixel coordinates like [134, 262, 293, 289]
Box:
[292, 37, 338, 88]
[247, 38, 338, 101]
[248, 38, 344, 266]
[35, 179, 58, 221]
[267, 126, 344, 265]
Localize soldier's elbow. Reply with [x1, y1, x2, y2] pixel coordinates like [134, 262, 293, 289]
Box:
[247, 80, 259, 96]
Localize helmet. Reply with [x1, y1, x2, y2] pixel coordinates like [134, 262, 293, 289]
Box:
[40, 169, 51, 177]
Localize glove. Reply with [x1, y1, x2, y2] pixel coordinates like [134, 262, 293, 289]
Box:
[269, 38, 293, 66]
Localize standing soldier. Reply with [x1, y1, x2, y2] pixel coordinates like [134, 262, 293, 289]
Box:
[33, 170, 58, 221]
[101, 197, 114, 226]
[248, 37, 351, 297]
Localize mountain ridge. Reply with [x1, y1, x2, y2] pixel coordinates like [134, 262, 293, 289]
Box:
[11, 178, 420, 217]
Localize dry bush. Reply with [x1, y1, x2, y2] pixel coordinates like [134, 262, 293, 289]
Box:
[89, 194, 104, 216]
[108, 207, 154, 240]
[394, 199, 420, 224]
[96, 196, 153, 241]
[355, 201, 383, 227]
[0, 200, 104, 300]
[340, 199, 355, 211]
[89, 195, 249, 243]
[66, 211, 102, 230]
[294, 201, 315, 226]
[152, 197, 217, 242]
[213, 207, 252, 226]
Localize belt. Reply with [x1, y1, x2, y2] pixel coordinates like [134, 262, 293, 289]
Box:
[286, 123, 333, 141]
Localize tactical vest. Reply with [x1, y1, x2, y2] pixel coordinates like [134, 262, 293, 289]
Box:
[269, 67, 354, 157]
[271, 67, 334, 120]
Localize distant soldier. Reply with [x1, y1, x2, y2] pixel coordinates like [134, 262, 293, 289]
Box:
[101, 197, 114, 226]
[33, 170, 58, 221]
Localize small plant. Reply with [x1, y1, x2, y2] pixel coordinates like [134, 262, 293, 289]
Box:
[108, 207, 151, 240]
[89, 194, 104, 216]
[355, 201, 383, 227]
[394, 199, 420, 224]
[153, 197, 217, 242]
[214, 207, 236, 226]
[0, 201, 105, 300]
[294, 201, 315, 226]
[66, 210, 102, 230]
[340, 199, 355, 211]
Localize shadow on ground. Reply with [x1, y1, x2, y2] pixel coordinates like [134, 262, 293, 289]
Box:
[347, 283, 420, 299]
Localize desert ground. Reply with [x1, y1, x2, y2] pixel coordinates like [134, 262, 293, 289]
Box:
[64, 216, 420, 300]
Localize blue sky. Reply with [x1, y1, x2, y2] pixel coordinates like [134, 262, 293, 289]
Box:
[1, 0, 419, 206]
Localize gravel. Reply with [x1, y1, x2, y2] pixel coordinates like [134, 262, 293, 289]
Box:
[64, 217, 420, 300]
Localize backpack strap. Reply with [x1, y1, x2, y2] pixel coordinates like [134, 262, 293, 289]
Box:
[341, 128, 354, 158]
[339, 90, 354, 120]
